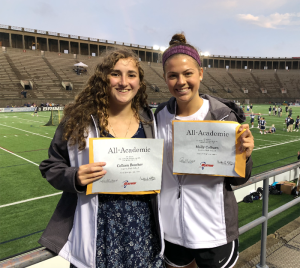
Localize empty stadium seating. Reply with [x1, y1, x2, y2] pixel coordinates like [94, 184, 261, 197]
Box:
[0, 47, 299, 107]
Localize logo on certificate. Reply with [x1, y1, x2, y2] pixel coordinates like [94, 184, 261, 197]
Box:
[200, 162, 214, 170]
[123, 180, 137, 188]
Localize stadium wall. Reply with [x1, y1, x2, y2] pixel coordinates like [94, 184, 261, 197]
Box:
[1, 24, 299, 69]
[0, 24, 161, 62]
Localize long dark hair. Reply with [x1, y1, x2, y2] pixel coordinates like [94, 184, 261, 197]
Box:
[62, 48, 148, 150]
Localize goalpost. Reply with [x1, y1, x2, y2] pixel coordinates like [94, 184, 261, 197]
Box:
[44, 110, 62, 126]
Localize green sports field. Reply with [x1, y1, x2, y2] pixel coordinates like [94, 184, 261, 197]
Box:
[0, 105, 300, 260]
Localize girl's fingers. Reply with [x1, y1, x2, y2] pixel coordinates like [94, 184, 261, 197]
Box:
[81, 173, 107, 185]
[85, 170, 107, 180]
[80, 166, 104, 175]
[76, 162, 107, 186]
[238, 124, 249, 132]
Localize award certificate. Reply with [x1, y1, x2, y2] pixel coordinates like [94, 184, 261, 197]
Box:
[87, 138, 164, 195]
[172, 120, 246, 177]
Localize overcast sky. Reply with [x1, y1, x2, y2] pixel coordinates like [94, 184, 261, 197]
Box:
[1, 0, 299, 57]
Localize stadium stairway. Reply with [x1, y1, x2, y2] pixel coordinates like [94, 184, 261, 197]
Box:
[236, 216, 300, 268]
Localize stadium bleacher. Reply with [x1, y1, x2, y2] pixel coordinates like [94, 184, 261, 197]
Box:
[0, 46, 300, 107]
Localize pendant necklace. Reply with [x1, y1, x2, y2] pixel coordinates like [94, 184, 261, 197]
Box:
[108, 114, 133, 138]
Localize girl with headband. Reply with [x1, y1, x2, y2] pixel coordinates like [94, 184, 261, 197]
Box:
[155, 33, 254, 268]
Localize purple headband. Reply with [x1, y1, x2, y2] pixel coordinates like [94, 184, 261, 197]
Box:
[162, 45, 201, 67]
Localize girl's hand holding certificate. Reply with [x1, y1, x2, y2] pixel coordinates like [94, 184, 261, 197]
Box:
[172, 120, 254, 177]
[237, 124, 254, 159]
[76, 162, 107, 186]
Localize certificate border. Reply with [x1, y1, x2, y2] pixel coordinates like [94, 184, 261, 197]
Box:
[172, 120, 246, 177]
[86, 138, 162, 195]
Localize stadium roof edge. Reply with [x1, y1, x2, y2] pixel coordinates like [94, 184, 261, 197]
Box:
[0, 24, 155, 51]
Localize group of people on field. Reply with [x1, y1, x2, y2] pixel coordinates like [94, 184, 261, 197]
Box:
[249, 113, 273, 134]
[285, 115, 300, 132]
[268, 105, 294, 118]
[268, 105, 283, 117]
[248, 104, 299, 134]
[39, 33, 255, 268]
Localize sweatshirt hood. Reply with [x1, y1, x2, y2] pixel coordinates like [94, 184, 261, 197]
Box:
[201, 94, 246, 123]
[165, 94, 246, 124]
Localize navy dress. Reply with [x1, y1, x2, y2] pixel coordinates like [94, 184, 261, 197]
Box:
[70, 123, 163, 268]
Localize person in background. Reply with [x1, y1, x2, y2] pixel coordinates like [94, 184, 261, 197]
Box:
[285, 115, 291, 131]
[266, 124, 276, 134]
[287, 117, 294, 132]
[257, 113, 261, 129]
[155, 32, 254, 268]
[298, 151, 300, 161]
[269, 106, 272, 116]
[32, 105, 38, 117]
[278, 106, 282, 117]
[294, 115, 299, 132]
[39, 49, 164, 268]
[250, 112, 255, 128]
[260, 117, 266, 134]
[285, 105, 289, 115]
[250, 103, 253, 112]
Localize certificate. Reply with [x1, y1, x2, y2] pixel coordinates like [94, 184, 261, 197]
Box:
[172, 120, 246, 177]
[87, 138, 164, 195]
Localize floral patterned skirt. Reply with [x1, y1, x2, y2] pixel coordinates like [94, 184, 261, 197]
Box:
[70, 194, 164, 268]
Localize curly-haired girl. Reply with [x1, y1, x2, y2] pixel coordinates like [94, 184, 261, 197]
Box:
[39, 49, 164, 268]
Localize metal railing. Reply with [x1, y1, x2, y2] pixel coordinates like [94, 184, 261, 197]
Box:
[233, 162, 300, 268]
[0, 162, 299, 268]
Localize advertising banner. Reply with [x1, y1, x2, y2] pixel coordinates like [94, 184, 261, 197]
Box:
[0, 107, 35, 113]
[37, 106, 64, 112]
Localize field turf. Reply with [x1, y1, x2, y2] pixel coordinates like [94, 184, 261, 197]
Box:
[0, 105, 300, 260]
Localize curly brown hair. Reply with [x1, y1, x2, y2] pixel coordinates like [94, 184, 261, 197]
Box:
[62, 48, 148, 150]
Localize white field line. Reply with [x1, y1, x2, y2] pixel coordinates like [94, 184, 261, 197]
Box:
[0, 146, 39, 166]
[0, 116, 45, 124]
[0, 114, 49, 119]
[253, 138, 300, 151]
[0, 123, 52, 139]
[0, 138, 62, 209]
[0, 192, 62, 208]
[26, 113, 50, 118]
[270, 133, 299, 137]
[24, 113, 50, 118]
[254, 139, 278, 143]
[17, 118, 43, 124]
[0, 147, 63, 208]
